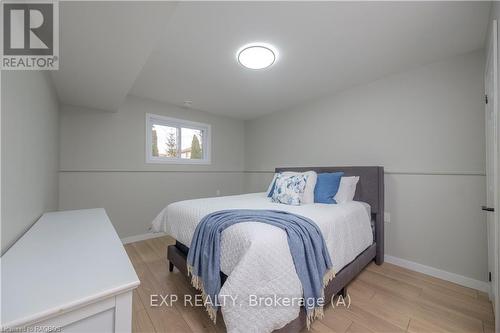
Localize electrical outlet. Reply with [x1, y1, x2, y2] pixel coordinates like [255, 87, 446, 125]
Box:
[384, 212, 391, 223]
[216, 190, 221, 196]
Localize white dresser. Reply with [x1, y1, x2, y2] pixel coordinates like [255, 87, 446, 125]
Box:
[1, 209, 140, 332]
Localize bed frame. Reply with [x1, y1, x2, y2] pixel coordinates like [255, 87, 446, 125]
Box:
[167, 166, 384, 332]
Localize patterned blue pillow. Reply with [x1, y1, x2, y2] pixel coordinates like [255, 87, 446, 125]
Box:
[271, 174, 308, 205]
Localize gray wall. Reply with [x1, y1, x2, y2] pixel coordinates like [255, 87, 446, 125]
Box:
[244, 50, 488, 281]
[1, 71, 59, 254]
[59, 96, 246, 238]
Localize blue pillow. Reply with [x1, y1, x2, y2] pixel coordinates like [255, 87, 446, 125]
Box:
[314, 172, 344, 204]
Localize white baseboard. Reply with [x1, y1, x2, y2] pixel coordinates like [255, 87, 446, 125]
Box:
[385, 255, 490, 293]
[121, 232, 167, 244]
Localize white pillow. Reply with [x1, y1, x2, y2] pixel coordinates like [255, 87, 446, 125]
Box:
[334, 176, 359, 203]
[282, 171, 317, 204]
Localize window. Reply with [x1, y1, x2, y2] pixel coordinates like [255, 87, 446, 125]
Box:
[146, 114, 211, 164]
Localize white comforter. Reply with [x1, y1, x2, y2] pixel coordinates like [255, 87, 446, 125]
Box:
[151, 193, 373, 333]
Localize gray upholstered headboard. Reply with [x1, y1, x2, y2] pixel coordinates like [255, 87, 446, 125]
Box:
[274, 166, 385, 264]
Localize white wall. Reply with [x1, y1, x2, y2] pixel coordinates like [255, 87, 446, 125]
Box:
[244, 50, 488, 282]
[59, 96, 246, 239]
[1, 71, 59, 255]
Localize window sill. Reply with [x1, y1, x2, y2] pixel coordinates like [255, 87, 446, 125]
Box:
[146, 158, 212, 165]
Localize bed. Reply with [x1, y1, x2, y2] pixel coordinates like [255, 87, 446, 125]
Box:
[153, 166, 384, 333]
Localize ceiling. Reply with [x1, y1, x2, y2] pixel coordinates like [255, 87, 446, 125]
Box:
[53, 1, 491, 119]
[51, 2, 177, 111]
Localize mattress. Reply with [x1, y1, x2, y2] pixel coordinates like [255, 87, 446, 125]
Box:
[153, 192, 373, 274]
[152, 193, 373, 332]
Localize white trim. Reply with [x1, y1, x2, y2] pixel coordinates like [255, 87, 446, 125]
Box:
[28, 296, 116, 331]
[385, 255, 490, 293]
[145, 113, 211, 165]
[114, 291, 133, 333]
[121, 232, 167, 245]
[484, 20, 499, 318]
[2, 282, 138, 329]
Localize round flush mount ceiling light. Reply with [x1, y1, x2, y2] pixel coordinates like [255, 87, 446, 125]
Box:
[237, 43, 277, 70]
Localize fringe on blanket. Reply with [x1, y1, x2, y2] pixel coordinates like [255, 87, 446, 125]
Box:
[187, 265, 337, 330]
[187, 265, 218, 323]
[306, 268, 336, 330]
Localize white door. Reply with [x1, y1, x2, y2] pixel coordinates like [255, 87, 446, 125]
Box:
[485, 20, 499, 328]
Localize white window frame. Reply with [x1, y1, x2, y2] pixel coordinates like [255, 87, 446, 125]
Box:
[146, 113, 211, 165]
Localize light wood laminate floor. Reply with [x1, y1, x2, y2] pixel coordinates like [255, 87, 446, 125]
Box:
[125, 236, 494, 333]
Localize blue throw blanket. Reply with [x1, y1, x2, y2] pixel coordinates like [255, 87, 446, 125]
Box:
[186, 209, 335, 328]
